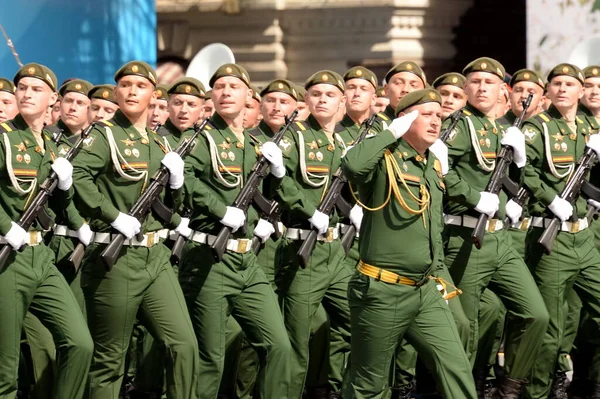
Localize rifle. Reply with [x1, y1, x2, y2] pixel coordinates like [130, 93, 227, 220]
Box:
[210, 110, 298, 262]
[537, 147, 600, 254]
[471, 94, 533, 249]
[0, 123, 95, 273]
[297, 114, 377, 269]
[100, 119, 208, 270]
[440, 110, 464, 143]
[170, 207, 191, 265]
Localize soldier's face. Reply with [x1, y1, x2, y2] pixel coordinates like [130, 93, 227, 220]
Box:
[401, 102, 442, 150]
[203, 99, 215, 119]
[115, 75, 155, 117]
[168, 94, 204, 131]
[437, 85, 467, 119]
[583, 77, 600, 112]
[261, 92, 296, 131]
[548, 76, 583, 110]
[147, 98, 169, 129]
[306, 84, 346, 120]
[60, 92, 90, 132]
[243, 99, 261, 129]
[88, 99, 118, 123]
[345, 79, 376, 114]
[50, 100, 61, 124]
[385, 72, 424, 109]
[212, 76, 251, 118]
[296, 101, 310, 121]
[371, 96, 390, 115]
[464, 72, 503, 115]
[510, 81, 543, 117]
[0, 91, 18, 123]
[15, 77, 57, 118]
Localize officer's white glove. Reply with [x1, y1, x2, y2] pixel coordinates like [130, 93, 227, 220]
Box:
[260, 141, 285, 178]
[588, 198, 600, 211]
[76, 223, 93, 246]
[548, 195, 573, 222]
[349, 204, 363, 231]
[309, 210, 329, 235]
[475, 192, 500, 218]
[51, 157, 73, 191]
[587, 134, 600, 159]
[388, 110, 419, 139]
[429, 139, 449, 176]
[505, 199, 523, 225]
[175, 217, 192, 239]
[161, 152, 185, 190]
[110, 212, 141, 239]
[220, 206, 246, 233]
[4, 222, 27, 250]
[501, 126, 527, 168]
[253, 219, 275, 243]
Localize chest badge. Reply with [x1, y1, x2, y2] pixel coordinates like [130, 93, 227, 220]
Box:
[132, 148, 140, 158]
[316, 151, 323, 162]
[307, 140, 318, 150]
[24, 154, 31, 164]
[477, 128, 487, 137]
[121, 139, 136, 146]
[308, 152, 315, 160]
[219, 141, 231, 150]
[14, 142, 26, 152]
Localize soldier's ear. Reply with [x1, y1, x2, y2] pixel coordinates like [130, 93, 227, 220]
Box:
[578, 85, 584, 100]
[370, 93, 376, 107]
[49, 91, 58, 105]
[339, 95, 347, 108]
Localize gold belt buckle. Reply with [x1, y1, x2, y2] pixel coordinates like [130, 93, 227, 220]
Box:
[237, 239, 249, 253]
[570, 221, 580, 233]
[146, 232, 156, 247]
[487, 219, 497, 232]
[325, 227, 334, 242]
[28, 231, 38, 246]
[520, 218, 530, 231]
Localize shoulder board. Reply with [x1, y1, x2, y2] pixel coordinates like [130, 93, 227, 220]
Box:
[461, 109, 472, 116]
[156, 126, 170, 137]
[334, 123, 346, 134]
[96, 120, 114, 128]
[377, 112, 389, 121]
[248, 127, 263, 138]
[496, 116, 511, 127]
[68, 134, 79, 146]
[294, 121, 309, 131]
[534, 112, 551, 123]
[44, 125, 61, 136]
[0, 121, 16, 134]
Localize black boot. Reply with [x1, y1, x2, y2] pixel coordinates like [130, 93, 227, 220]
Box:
[304, 385, 329, 399]
[567, 377, 590, 399]
[549, 372, 569, 399]
[589, 383, 600, 399]
[474, 369, 494, 399]
[492, 376, 527, 399]
[391, 381, 414, 399]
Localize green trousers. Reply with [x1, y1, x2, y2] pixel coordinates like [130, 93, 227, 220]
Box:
[524, 227, 600, 398]
[81, 242, 199, 399]
[0, 245, 93, 399]
[556, 288, 581, 374]
[275, 237, 351, 399]
[22, 312, 56, 399]
[179, 242, 291, 399]
[476, 289, 505, 377]
[344, 271, 477, 399]
[444, 225, 549, 380]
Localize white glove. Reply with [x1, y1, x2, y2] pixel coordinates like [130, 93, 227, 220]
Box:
[501, 127, 527, 168]
[76, 223, 93, 246]
[220, 206, 246, 232]
[588, 198, 600, 211]
[429, 139, 449, 176]
[161, 152, 185, 190]
[349, 204, 363, 231]
[254, 219, 275, 243]
[308, 210, 329, 235]
[110, 212, 141, 239]
[260, 141, 285, 178]
[388, 110, 419, 139]
[4, 222, 27, 250]
[587, 134, 600, 159]
[175, 217, 192, 239]
[505, 199, 523, 225]
[51, 157, 73, 191]
[548, 195, 573, 222]
[475, 192, 500, 218]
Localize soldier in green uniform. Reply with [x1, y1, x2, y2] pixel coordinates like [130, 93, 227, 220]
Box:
[443, 57, 549, 397]
[273, 70, 352, 398]
[432, 72, 467, 119]
[71, 61, 199, 399]
[242, 84, 261, 129]
[178, 63, 291, 399]
[0, 63, 94, 399]
[203, 89, 215, 120]
[294, 84, 310, 121]
[0, 78, 18, 123]
[88, 84, 119, 123]
[147, 83, 170, 129]
[520, 63, 600, 399]
[341, 88, 476, 399]
[371, 86, 389, 115]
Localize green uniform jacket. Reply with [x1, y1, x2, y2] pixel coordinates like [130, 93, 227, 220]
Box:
[443, 103, 507, 217]
[157, 119, 185, 152]
[497, 110, 517, 128]
[274, 115, 345, 229]
[0, 115, 73, 235]
[341, 129, 445, 278]
[72, 110, 180, 233]
[182, 112, 265, 237]
[369, 105, 395, 135]
[521, 105, 595, 218]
